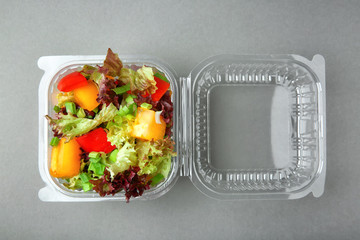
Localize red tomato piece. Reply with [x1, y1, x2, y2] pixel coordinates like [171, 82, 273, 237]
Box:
[57, 72, 88, 92]
[76, 128, 116, 153]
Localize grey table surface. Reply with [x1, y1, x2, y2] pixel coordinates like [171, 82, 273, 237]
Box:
[1, 0, 360, 239]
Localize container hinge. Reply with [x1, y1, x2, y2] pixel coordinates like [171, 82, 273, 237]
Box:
[179, 77, 192, 177]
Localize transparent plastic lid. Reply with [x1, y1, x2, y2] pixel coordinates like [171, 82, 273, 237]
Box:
[180, 54, 326, 200]
[38, 54, 326, 201]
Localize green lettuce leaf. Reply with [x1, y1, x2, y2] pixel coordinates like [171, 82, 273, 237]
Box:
[105, 141, 138, 179]
[56, 92, 75, 107]
[64, 175, 82, 190]
[46, 103, 118, 140]
[119, 66, 157, 94]
[156, 156, 171, 178]
[106, 115, 133, 148]
[79, 65, 97, 79]
[103, 48, 123, 77]
[90, 71, 104, 85]
[136, 138, 176, 177]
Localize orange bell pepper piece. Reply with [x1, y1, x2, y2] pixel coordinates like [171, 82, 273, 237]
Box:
[50, 138, 82, 178]
[73, 81, 99, 111]
[131, 107, 166, 141]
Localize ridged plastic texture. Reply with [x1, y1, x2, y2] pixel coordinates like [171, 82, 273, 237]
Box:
[185, 54, 326, 200]
[38, 55, 179, 201]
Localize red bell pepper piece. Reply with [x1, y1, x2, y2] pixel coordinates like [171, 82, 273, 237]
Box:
[76, 128, 116, 153]
[151, 76, 170, 101]
[57, 72, 88, 92]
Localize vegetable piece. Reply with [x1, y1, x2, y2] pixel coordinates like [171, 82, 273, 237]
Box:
[112, 83, 130, 95]
[136, 138, 175, 177]
[57, 92, 75, 107]
[53, 105, 61, 113]
[119, 67, 157, 94]
[133, 90, 173, 137]
[65, 175, 82, 189]
[103, 48, 123, 77]
[46, 103, 118, 141]
[109, 149, 119, 163]
[77, 108, 86, 118]
[154, 72, 169, 83]
[97, 74, 121, 108]
[117, 105, 130, 116]
[76, 128, 116, 153]
[50, 137, 60, 146]
[57, 71, 88, 92]
[90, 71, 103, 85]
[131, 107, 166, 141]
[82, 182, 93, 192]
[50, 138, 81, 178]
[150, 173, 164, 186]
[125, 94, 136, 104]
[106, 142, 137, 179]
[151, 76, 170, 101]
[89, 167, 150, 202]
[106, 115, 132, 148]
[155, 111, 162, 124]
[88, 152, 100, 159]
[79, 65, 97, 79]
[140, 103, 152, 109]
[64, 102, 76, 115]
[88, 161, 106, 175]
[73, 81, 99, 111]
[89, 157, 101, 163]
[79, 173, 91, 183]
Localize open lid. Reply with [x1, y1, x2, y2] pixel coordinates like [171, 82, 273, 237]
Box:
[179, 54, 326, 200]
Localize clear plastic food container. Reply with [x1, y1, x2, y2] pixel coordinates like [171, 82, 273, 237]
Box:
[38, 54, 326, 201]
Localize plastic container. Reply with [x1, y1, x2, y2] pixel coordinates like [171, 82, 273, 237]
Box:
[38, 54, 326, 201]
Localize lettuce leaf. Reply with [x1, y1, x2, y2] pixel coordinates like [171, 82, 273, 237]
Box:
[56, 92, 75, 107]
[106, 115, 133, 148]
[105, 142, 138, 179]
[46, 103, 118, 140]
[97, 74, 121, 108]
[89, 167, 150, 202]
[90, 71, 104, 85]
[136, 138, 176, 177]
[103, 48, 123, 77]
[156, 156, 171, 178]
[79, 65, 97, 78]
[119, 66, 157, 94]
[64, 175, 82, 190]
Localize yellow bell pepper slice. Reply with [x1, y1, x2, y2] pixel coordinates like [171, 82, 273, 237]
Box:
[50, 138, 81, 178]
[73, 81, 99, 111]
[131, 107, 166, 141]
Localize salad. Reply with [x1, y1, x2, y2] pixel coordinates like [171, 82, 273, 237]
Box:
[46, 49, 175, 202]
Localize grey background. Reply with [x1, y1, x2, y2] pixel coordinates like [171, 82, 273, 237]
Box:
[1, 0, 359, 239]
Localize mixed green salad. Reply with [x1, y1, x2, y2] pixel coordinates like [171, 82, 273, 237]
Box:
[46, 49, 175, 202]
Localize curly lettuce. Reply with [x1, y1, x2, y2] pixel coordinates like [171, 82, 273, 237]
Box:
[106, 142, 138, 179]
[119, 66, 157, 94]
[46, 103, 118, 140]
[103, 48, 123, 77]
[57, 92, 75, 107]
[106, 115, 133, 148]
[136, 138, 176, 177]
